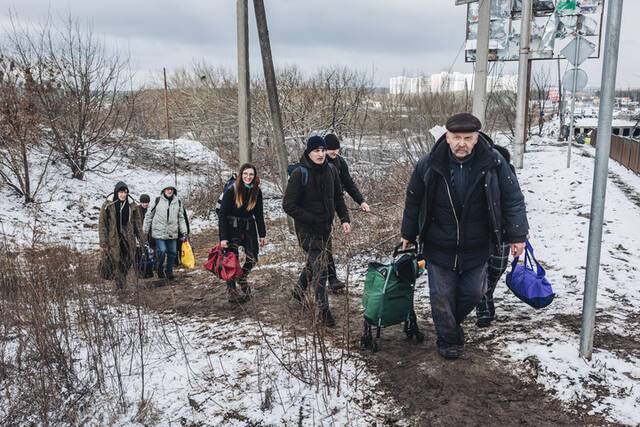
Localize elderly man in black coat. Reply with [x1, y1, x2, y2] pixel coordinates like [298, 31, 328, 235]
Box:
[400, 113, 529, 360]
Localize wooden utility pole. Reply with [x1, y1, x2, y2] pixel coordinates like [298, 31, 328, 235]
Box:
[237, 0, 251, 165]
[253, 0, 294, 232]
[163, 67, 177, 186]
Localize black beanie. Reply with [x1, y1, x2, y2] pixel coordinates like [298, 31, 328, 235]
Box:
[139, 194, 150, 203]
[305, 135, 326, 154]
[324, 133, 341, 150]
[445, 112, 482, 133]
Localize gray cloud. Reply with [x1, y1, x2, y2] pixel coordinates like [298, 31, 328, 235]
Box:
[1, 0, 638, 88]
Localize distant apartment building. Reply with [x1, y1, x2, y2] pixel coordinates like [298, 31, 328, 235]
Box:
[389, 72, 517, 95]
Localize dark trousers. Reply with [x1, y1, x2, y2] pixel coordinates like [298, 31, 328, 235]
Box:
[115, 240, 131, 289]
[155, 239, 177, 275]
[427, 262, 488, 347]
[225, 235, 257, 289]
[476, 243, 510, 320]
[326, 238, 340, 284]
[296, 232, 331, 310]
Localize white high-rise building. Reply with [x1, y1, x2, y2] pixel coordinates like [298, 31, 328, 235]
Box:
[389, 75, 430, 95]
[390, 72, 517, 94]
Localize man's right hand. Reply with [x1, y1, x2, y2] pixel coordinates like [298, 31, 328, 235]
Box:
[220, 240, 229, 249]
[400, 237, 412, 251]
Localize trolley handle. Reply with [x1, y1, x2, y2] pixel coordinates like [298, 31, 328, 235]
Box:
[393, 242, 417, 257]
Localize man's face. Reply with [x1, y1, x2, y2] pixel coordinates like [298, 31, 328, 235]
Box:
[117, 190, 128, 201]
[445, 131, 479, 159]
[308, 148, 326, 165]
[326, 149, 339, 159]
[163, 188, 174, 197]
[141, 202, 149, 209]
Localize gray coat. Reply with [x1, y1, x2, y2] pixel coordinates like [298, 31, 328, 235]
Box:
[143, 185, 187, 240]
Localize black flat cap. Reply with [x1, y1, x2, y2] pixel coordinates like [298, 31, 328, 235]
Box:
[445, 112, 482, 133]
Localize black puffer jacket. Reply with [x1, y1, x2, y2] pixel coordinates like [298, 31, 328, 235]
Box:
[327, 155, 365, 205]
[401, 133, 529, 271]
[218, 186, 266, 241]
[283, 154, 350, 236]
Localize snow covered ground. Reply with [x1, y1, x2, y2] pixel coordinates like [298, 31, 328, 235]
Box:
[469, 138, 640, 424]
[2, 133, 640, 424]
[82, 310, 398, 426]
[0, 137, 286, 249]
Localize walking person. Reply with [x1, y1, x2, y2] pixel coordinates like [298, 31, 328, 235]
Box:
[283, 135, 351, 327]
[98, 181, 144, 289]
[143, 182, 188, 280]
[324, 133, 370, 292]
[218, 163, 267, 303]
[475, 145, 518, 328]
[400, 113, 529, 359]
[134, 193, 153, 278]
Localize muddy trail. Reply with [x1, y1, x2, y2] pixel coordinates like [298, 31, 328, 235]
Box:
[122, 225, 616, 426]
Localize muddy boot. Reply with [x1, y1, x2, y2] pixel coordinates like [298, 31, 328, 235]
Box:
[476, 296, 495, 328]
[437, 343, 461, 360]
[319, 308, 336, 328]
[227, 287, 246, 304]
[238, 277, 251, 301]
[328, 278, 346, 293]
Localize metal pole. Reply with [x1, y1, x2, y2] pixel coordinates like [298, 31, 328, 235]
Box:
[237, 0, 251, 165]
[513, 0, 533, 169]
[579, 0, 624, 360]
[472, 0, 490, 125]
[253, 0, 295, 233]
[557, 58, 564, 141]
[163, 67, 176, 186]
[524, 58, 533, 144]
[566, 35, 581, 168]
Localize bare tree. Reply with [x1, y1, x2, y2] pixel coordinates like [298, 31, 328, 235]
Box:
[0, 55, 53, 203]
[531, 65, 553, 136]
[6, 15, 137, 180]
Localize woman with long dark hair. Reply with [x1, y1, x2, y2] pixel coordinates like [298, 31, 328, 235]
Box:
[218, 163, 266, 303]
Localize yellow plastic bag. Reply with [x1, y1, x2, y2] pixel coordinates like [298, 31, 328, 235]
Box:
[180, 241, 195, 269]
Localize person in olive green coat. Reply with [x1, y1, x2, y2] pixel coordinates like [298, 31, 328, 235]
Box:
[99, 181, 144, 289]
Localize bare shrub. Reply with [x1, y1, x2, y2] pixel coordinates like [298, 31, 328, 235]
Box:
[0, 55, 54, 203]
[5, 14, 138, 180]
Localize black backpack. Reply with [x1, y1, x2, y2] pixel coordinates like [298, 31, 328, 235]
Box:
[287, 163, 309, 185]
[215, 174, 237, 217]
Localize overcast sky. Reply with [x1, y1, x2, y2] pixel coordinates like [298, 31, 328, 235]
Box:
[2, 0, 639, 88]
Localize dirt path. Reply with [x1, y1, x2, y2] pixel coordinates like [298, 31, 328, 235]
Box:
[123, 226, 617, 426]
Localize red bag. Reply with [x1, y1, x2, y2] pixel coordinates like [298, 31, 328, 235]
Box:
[203, 244, 243, 281]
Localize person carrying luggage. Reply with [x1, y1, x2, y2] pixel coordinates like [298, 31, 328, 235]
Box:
[143, 182, 187, 280]
[400, 113, 529, 359]
[475, 144, 519, 327]
[283, 135, 351, 327]
[218, 163, 267, 303]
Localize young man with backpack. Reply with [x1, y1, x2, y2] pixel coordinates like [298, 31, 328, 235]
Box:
[218, 163, 267, 303]
[143, 182, 188, 280]
[99, 181, 144, 289]
[283, 135, 351, 327]
[323, 133, 370, 292]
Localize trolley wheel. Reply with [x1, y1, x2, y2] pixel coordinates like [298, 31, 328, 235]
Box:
[371, 339, 379, 353]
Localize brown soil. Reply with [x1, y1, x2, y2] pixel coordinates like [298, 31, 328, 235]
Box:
[120, 225, 620, 426]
